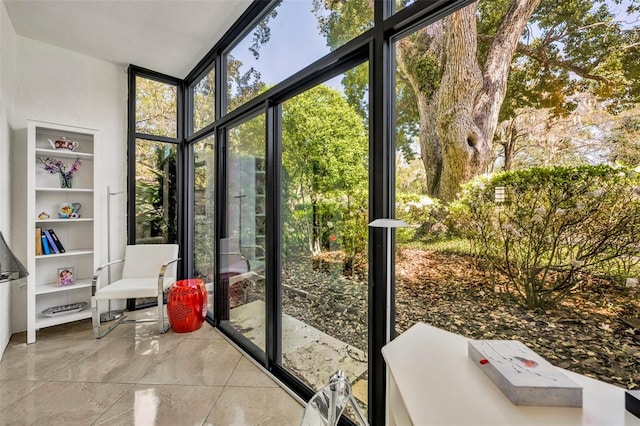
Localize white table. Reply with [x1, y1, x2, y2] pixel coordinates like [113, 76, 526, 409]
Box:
[382, 322, 640, 425]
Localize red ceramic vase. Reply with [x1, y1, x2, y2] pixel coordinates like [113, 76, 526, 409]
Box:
[167, 278, 207, 333]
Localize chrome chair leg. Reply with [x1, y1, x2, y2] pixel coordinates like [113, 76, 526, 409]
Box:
[300, 370, 369, 426]
[92, 297, 126, 339]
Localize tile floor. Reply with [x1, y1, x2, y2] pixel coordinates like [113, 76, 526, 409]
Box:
[0, 308, 304, 425]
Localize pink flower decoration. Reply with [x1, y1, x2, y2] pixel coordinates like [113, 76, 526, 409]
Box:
[38, 157, 82, 178]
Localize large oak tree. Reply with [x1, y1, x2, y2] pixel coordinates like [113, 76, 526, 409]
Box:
[315, 0, 639, 200]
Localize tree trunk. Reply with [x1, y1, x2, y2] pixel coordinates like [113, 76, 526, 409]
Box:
[437, 4, 485, 201]
[501, 118, 518, 171]
[397, 24, 444, 196]
[397, 0, 541, 201]
[503, 141, 514, 171]
[311, 200, 320, 255]
[473, 0, 542, 165]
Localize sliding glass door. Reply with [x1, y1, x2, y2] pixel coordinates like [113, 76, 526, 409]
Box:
[219, 112, 267, 356]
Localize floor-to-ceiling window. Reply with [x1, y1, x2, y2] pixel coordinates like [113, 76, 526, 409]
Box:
[279, 66, 369, 417]
[128, 71, 182, 309]
[215, 1, 376, 418]
[191, 64, 217, 316]
[393, 0, 640, 395]
[193, 135, 215, 314]
[131, 74, 180, 245]
[126, 0, 637, 424]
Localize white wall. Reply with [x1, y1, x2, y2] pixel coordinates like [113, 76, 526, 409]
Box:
[0, 0, 17, 359]
[0, 0, 15, 234]
[9, 37, 128, 334]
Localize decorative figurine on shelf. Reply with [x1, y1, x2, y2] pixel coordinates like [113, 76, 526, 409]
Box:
[38, 157, 81, 188]
[38, 212, 50, 220]
[58, 202, 81, 219]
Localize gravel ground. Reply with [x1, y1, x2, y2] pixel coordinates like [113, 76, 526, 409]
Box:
[246, 249, 640, 390]
[281, 257, 368, 351]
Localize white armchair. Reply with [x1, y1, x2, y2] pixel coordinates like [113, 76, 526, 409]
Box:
[91, 244, 180, 338]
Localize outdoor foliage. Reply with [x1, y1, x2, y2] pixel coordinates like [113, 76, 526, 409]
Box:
[281, 83, 368, 272]
[316, 0, 640, 199]
[395, 193, 448, 242]
[134, 76, 180, 245]
[610, 105, 640, 166]
[225, 9, 278, 112]
[192, 69, 215, 133]
[193, 137, 215, 281]
[134, 141, 177, 244]
[452, 165, 640, 309]
[135, 76, 178, 138]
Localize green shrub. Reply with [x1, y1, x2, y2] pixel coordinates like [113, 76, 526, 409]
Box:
[396, 193, 448, 242]
[451, 165, 640, 309]
[282, 190, 368, 276]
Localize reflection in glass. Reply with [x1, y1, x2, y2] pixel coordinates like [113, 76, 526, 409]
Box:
[226, 0, 372, 112]
[135, 139, 177, 244]
[281, 64, 369, 418]
[394, 0, 415, 14]
[135, 76, 178, 138]
[300, 371, 369, 426]
[193, 136, 215, 315]
[221, 113, 266, 352]
[192, 68, 215, 134]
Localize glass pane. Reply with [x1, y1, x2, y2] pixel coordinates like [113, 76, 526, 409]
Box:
[281, 63, 369, 418]
[226, 0, 373, 112]
[192, 68, 215, 134]
[394, 0, 415, 15]
[135, 76, 178, 138]
[394, 2, 640, 395]
[135, 139, 178, 244]
[193, 135, 216, 316]
[221, 113, 266, 352]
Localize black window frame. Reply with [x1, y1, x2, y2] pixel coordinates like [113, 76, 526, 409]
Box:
[127, 66, 186, 311]
[127, 1, 474, 423]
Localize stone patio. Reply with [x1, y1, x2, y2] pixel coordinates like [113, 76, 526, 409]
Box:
[229, 300, 368, 395]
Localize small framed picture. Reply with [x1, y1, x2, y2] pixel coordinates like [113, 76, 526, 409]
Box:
[57, 267, 75, 286]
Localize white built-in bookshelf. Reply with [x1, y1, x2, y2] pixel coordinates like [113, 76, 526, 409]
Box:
[18, 120, 100, 343]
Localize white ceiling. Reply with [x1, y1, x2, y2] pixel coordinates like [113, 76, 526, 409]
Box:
[3, 0, 252, 78]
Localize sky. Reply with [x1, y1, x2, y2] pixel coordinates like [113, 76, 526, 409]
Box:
[229, 0, 348, 91]
[227, 0, 638, 113]
[230, 0, 638, 78]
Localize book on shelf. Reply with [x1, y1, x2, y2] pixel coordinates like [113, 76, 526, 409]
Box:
[43, 230, 59, 254]
[35, 227, 43, 255]
[47, 229, 66, 253]
[41, 234, 51, 255]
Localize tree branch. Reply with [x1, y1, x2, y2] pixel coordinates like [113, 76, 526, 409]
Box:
[515, 43, 614, 85]
[474, 0, 542, 148]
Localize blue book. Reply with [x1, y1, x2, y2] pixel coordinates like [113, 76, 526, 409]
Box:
[41, 234, 51, 255]
[43, 230, 59, 254]
[47, 229, 65, 253]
